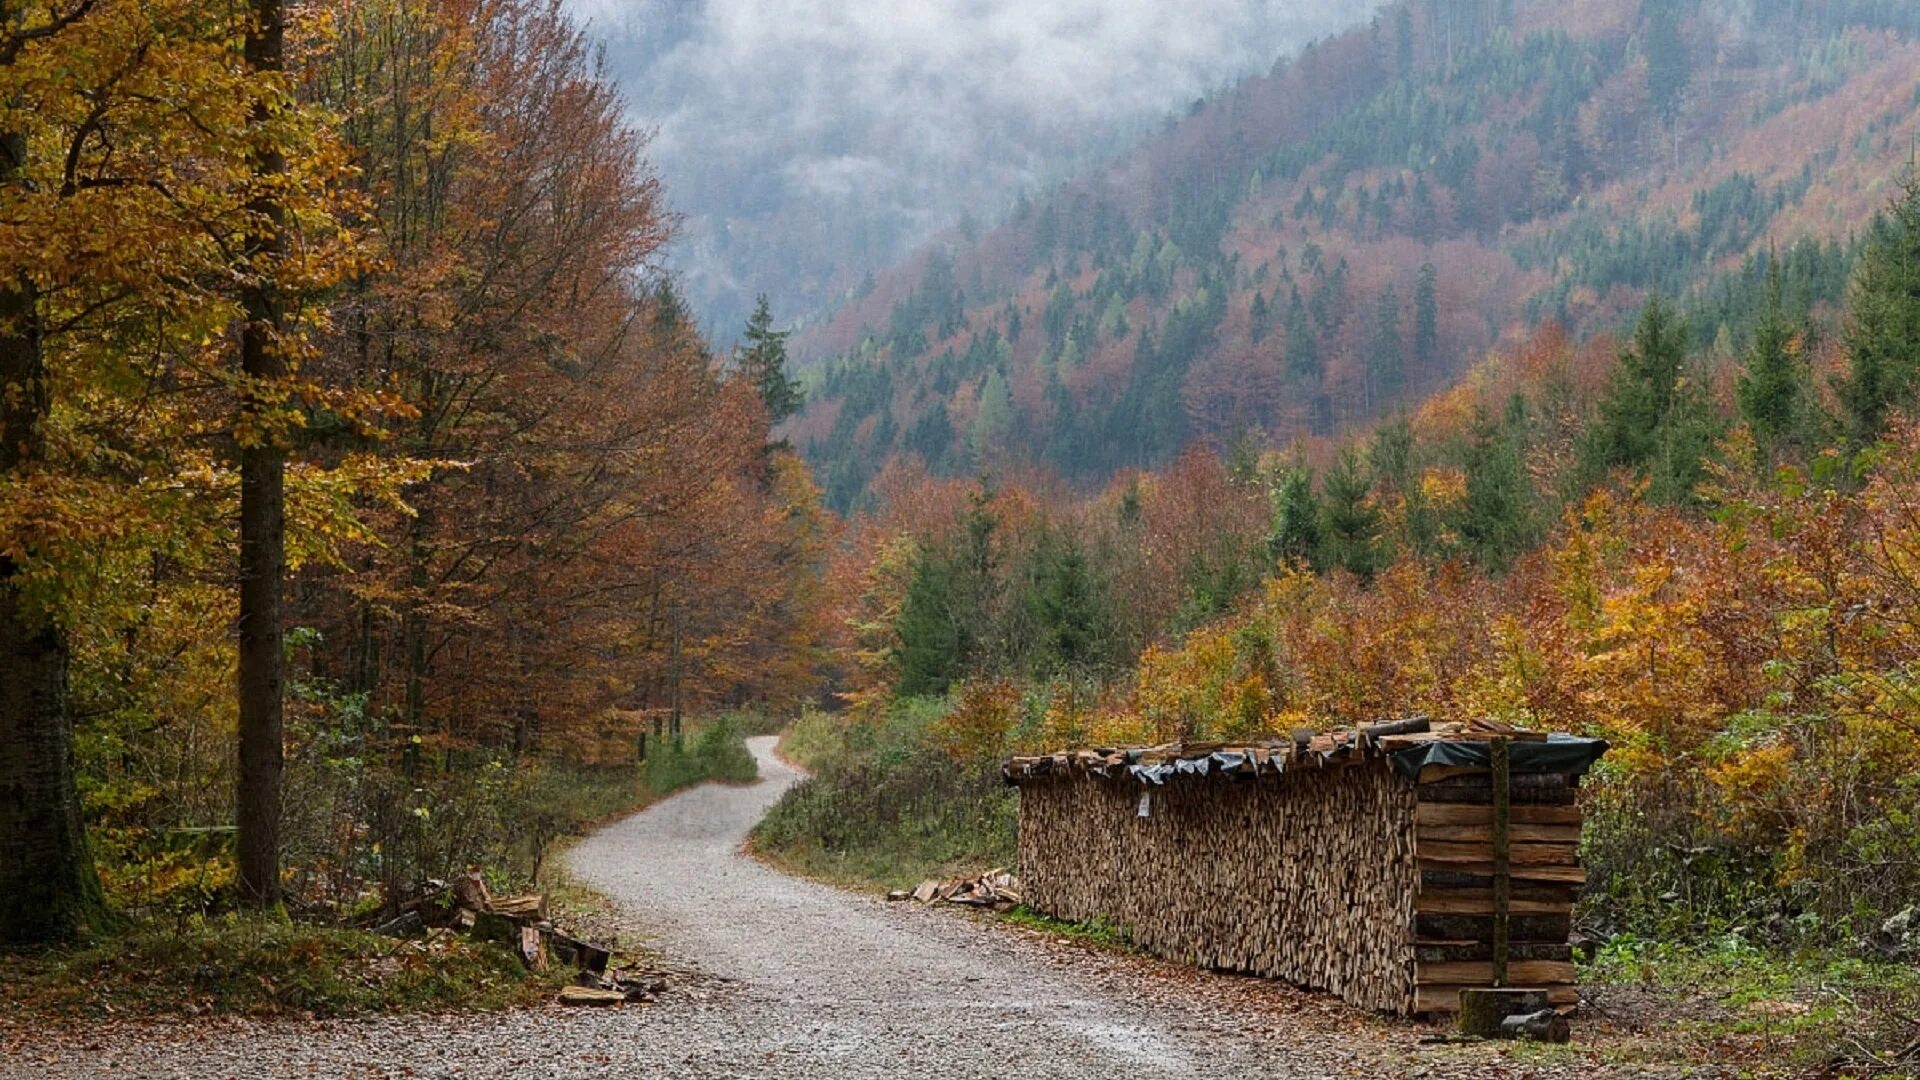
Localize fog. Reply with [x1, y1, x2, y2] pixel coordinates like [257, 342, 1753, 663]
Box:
[566, 0, 1385, 338]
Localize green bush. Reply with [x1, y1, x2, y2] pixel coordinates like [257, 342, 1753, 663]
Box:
[752, 697, 1016, 889]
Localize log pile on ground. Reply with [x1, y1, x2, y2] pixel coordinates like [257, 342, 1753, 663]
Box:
[371, 867, 647, 1005]
[889, 868, 1022, 910]
[1005, 719, 1605, 1018]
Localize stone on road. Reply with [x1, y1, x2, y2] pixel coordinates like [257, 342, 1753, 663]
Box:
[7, 737, 1298, 1079]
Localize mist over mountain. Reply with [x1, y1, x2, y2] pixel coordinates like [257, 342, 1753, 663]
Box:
[566, 0, 1386, 338]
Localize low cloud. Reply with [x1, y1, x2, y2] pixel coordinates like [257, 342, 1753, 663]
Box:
[570, 0, 1383, 335]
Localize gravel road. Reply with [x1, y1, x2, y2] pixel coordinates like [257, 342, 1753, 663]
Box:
[6, 737, 1710, 1079]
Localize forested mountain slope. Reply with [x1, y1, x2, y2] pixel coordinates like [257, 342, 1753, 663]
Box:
[791, 0, 1920, 510]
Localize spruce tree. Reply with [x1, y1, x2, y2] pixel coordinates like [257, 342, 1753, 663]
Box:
[893, 547, 962, 697]
[1460, 396, 1537, 572]
[1415, 262, 1439, 371]
[1317, 448, 1385, 581]
[739, 294, 804, 425]
[1840, 173, 1920, 443]
[1370, 285, 1404, 406]
[1284, 286, 1319, 382]
[1737, 259, 1808, 457]
[1267, 466, 1322, 568]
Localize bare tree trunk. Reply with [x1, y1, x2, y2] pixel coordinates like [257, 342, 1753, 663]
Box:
[236, 0, 289, 909]
[0, 116, 110, 945]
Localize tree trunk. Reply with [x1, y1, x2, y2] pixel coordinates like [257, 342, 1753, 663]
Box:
[235, 0, 289, 909]
[0, 120, 110, 945]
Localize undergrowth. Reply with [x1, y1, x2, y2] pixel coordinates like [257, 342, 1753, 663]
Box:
[751, 699, 1016, 890]
[0, 915, 560, 1021]
[7, 718, 758, 1021]
[1580, 933, 1920, 1074]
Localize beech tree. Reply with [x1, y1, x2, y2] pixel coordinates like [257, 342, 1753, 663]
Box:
[0, 0, 109, 945]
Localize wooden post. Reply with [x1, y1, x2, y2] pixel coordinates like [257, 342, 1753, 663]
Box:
[1491, 736, 1511, 988]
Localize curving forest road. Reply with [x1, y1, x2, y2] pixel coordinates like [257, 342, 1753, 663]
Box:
[6, 738, 1292, 1079]
[7, 737, 1695, 1079]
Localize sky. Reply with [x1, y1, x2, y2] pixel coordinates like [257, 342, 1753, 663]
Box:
[566, 0, 1385, 339]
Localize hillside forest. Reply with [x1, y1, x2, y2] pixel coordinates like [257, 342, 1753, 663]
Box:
[6, 0, 1920, 1054]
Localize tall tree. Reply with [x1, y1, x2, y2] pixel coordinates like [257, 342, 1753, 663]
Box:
[1840, 173, 1920, 444]
[739, 294, 803, 426]
[1267, 466, 1321, 568]
[1737, 259, 1809, 457]
[1317, 448, 1384, 581]
[0, 0, 110, 945]
[235, 0, 288, 909]
[1414, 262, 1439, 372]
[1369, 285, 1404, 407]
[1459, 395, 1537, 572]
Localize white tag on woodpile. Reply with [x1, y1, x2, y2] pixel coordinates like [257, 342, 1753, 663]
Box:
[1137, 790, 1152, 818]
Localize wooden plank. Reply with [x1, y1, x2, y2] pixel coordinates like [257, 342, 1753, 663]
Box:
[1417, 822, 1581, 844]
[1418, 774, 1577, 806]
[1420, 862, 1588, 887]
[1418, 960, 1577, 986]
[1417, 912, 1570, 943]
[1415, 984, 1579, 1014]
[1416, 802, 1582, 827]
[1420, 877, 1578, 901]
[1417, 839, 1579, 865]
[1415, 942, 1573, 964]
[1415, 888, 1570, 916]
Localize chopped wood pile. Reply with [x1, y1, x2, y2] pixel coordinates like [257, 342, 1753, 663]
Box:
[1006, 719, 1606, 1018]
[888, 869, 1023, 910]
[373, 867, 646, 1006]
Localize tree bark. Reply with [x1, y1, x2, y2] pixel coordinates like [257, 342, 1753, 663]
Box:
[0, 114, 110, 945]
[235, 0, 289, 909]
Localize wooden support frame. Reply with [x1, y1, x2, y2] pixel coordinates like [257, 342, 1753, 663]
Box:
[1491, 736, 1511, 988]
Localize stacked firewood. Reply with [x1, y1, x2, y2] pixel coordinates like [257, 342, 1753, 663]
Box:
[1410, 771, 1582, 1013]
[1017, 761, 1419, 1014]
[1008, 721, 1594, 1017]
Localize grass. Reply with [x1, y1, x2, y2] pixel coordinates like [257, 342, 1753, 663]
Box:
[999, 905, 1135, 952]
[751, 701, 1017, 891]
[0, 915, 563, 1021]
[1579, 933, 1920, 1075]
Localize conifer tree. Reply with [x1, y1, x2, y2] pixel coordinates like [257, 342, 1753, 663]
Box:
[1737, 259, 1809, 457]
[893, 547, 962, 698]
[1267, 466, 1321, 568]
[1317, 448, 1384, 581]
[1460, 395, 1537, 572]
[740, 294, 804, 426]
[1840, 173, 1920, 443]
[1370, 285, 1404, 406]
[1284, 286, 1319, 382]
[1415, 262, 1439, 371]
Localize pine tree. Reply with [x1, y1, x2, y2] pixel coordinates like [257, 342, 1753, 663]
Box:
[1642, 0, 1692, 124]
[1250, 290, 1272, 344]
[1267, 466, 1321, 568]
[1840, 173, 1920, 443]
[1030, 533, 1106, 674]
[1415, 262, 1439, 371]
[1284, 286, 1319, 382]
[1370, 285, 1404, 406]
[739, 294, 804, 425]
[1578, 295, 1687, 480]
[1459, 396, 1536, 572]
[1737, 259, 1808, 457]
[1317, 448, 1384, 581]
[893, 546, 963, 697]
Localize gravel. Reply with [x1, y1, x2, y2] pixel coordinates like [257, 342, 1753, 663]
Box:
[3, 738, 1718, 1079]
